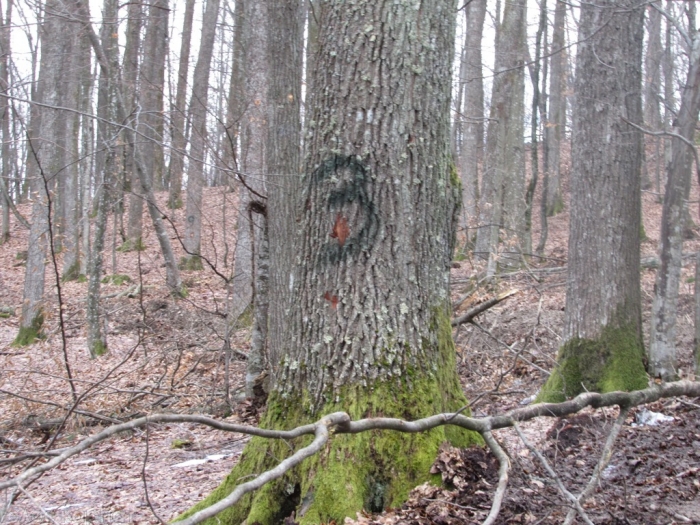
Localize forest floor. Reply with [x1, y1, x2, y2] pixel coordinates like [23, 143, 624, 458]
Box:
[1, 146, 700, 524]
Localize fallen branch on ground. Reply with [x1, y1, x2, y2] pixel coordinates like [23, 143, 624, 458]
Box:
[1, 381, 699, 525]
[452, 289, 519, 326]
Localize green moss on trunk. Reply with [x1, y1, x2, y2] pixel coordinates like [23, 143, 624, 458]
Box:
[179, 255, 204, 271]
[179, 310, 480, 524]
[90, 339, 108, 357]
[118, 238, 145, 252]
[62, 261, 81, 282]
[538, 323, 647, 402]
[12, 313, 45, 347]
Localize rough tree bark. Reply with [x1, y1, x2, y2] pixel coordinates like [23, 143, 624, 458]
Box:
[649, 29, 700, 381]
[475, 0, 527, 274]
[182, 0, 220, 270]
[265, 0, 304, 376]
[180, 2, 479, 523]
[539, 0, 648, 401]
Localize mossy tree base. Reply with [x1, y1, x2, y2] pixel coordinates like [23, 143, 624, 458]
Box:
[12, 314, 45, 347]
[180, 377, 481, 525]
[62, 261, 81, 282]
[89, 339, 108, 358]
[179, 255, 204, 271]
[538, 323, 648, 402]
[118, 238, 145, 252]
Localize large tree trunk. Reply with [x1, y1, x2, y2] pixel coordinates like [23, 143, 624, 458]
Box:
[181, 2, 478, 523]
[182, 0, 220, 270]
[167, 0, 195, 210]
[475, 0, 527, 274]
[649, 31, 700, 381]
[539, 0, 647, 401]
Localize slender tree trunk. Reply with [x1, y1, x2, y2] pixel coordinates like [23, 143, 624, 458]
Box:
[230, 0, 269, 327]
[459, 0, 486, 238]
[181, 0, 220, 270]
[140, 0, 168, 192]
[222, 0, 245, 193]
[60, 8, 90, 281]
[15, 0, 74, 344]
[266, 0, 304, 378]
[0, 0, 12, 244]
[544, 0, 566, 216]
[524, 0, 547, 253]
[661, 0, 675, 202]
[86, 0, 120, 357]
[75, 0, 184, 297]
[475, 0, 527, 274]
[167, 0, 195, 210]
[123, 0, 143, 250]
[182, 2, 478, 523]
[649, 31, 700, 381]
[539, 0, 647, 401]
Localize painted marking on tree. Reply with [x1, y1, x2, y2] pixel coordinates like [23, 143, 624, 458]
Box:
[308, 154, 380, 266]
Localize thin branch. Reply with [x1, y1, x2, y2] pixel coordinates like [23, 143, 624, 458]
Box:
[481, 430, 510, 525]
[513, 423, 594, 525]
[563, 407, 630, 525]
[452, 289, 519, 326]
[622, 117, 700, 181]
[1, 382, 699, 523]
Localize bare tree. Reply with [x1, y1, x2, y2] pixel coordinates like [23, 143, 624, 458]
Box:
[167, 0, 195, 210]
[0, 0, 12, 244]
[123, 0, 144, 251]
[459, 0, 487, 238]
[15, 0, 78, 345]
[475, 0, 527, 275]
[650, 21, 700, 381]
[544, 0, 566, 217]
[182, 1, 477, 522]
[229, 0, 269, 329]
[539, 0, 648, 401]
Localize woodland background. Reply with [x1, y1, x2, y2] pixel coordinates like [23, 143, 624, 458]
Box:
[1, 0, 700, 523]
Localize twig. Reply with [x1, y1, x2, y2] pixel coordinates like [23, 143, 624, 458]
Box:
[563, 407, 630, 525]
[15, 484, 58, 525]
[452, 289, 519, 327]
[481, 430, 510, 525]
[513, 423, 594, 525]
[141, 422, 167, 525]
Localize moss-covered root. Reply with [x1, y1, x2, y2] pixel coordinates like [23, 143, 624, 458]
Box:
[180, 382, 482, 525]
[538, 323, 648, 403]
[12, 313, 45, 347]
